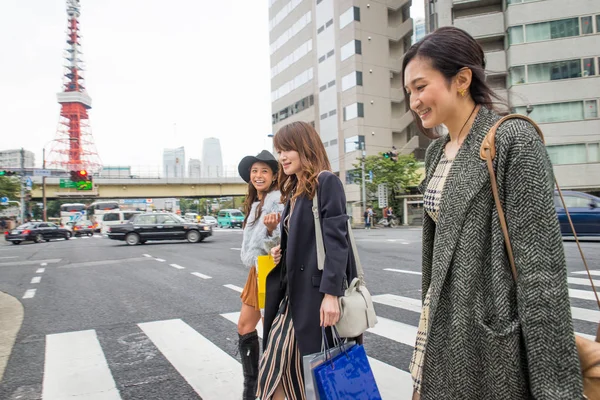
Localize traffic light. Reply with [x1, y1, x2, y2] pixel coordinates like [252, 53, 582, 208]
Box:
[70, 169, 91, 182]
[0, 170, 17, 177]
[383, 152, 392, 159]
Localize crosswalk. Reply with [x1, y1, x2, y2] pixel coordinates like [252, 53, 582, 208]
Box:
[16, 269, 600, 400]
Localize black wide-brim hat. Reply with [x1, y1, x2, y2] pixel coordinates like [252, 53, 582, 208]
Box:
[238, 150, 279, 183]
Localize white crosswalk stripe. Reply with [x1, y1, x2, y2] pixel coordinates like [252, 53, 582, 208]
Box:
[30, 278, 600, 399]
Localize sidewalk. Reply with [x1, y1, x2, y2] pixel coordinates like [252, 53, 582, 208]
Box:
[0, 291, 24, 382]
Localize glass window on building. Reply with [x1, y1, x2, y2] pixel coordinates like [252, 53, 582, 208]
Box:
[528, 59, 581, 83]
[526, 18, 579, 42]
[508, 26, 524, 45]
[581, 16, 593, 34]
[589, 143, 600, 162]
[583, 58, 596, 77]
[584, 100, 598, 119]
[597, 15, 600, 33]
[341, 71, 363, 91]
[343, 103, 364, 121]
[345, 168, 360, 185]
[340, 6, 360, 30]
[515, 101, 584, 123]
[509, 66, 526, 85]
[344, 135, 364, 153]
[341, 40, 361, 61]
[547, 144, 587, 165]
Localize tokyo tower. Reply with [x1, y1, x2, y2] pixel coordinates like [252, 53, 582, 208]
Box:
[46, 0, 101, 172]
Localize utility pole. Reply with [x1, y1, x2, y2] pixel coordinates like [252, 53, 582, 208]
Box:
[42, 147, 47, 221]
[361, 142, 367, 217]
[20, 148, 25, 224]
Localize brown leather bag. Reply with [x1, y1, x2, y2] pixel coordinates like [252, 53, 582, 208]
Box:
[481, 114, 600, 399]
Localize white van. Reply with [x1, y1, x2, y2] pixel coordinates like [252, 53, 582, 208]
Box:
[99, 211, 142, 234]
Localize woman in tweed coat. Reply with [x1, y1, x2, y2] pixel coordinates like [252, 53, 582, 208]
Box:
[403, 27, 583, 399]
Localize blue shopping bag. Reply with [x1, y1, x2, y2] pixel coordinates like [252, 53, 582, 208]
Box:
[313, 328, 381, 400]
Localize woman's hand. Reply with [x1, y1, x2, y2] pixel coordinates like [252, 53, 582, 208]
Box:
[320, 294, 340, 327]
[264, 212, 281, 235]
[271, 245, 281, 264]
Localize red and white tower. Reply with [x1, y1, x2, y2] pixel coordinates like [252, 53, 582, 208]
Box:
[47, 0, 101, 172]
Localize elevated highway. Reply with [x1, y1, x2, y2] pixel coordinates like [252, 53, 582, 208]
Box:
[29, 177, 248, 199]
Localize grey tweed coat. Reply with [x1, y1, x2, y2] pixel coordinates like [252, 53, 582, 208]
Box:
[418, 106, 584, 399]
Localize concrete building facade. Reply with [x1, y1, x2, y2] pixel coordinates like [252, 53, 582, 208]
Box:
[0, 149, 35, 169]
[188, 158, 202, 178]
[163, 147, 185, 178]
[425, 0, 600, 192]
[269, 0, 422, 216]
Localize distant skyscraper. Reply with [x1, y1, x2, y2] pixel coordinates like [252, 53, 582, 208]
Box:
[163, 147, 185, 178]
[0, 149, 35, 169]
[413, 17, 426, 43]
[201, 138, 223, 177]
[188, 158, 201, 178]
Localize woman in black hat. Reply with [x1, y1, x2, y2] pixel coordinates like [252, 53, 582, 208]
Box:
[237, 150, 283, 400]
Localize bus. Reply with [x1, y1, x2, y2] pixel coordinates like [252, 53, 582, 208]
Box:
[59, 203, 87, 225]
[88, 201, 121, 231]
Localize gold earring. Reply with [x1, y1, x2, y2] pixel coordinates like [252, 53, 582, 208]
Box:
[459, 89, 466, 97]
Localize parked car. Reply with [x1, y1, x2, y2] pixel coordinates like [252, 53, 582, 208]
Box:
[98, 210, 142, 234]
[72, 220, 94, 236]
[217, 209, 245, 228]
[200, 216, 218, 228]
[554, 190, 600, 236]
[107, 212, 212, 245]
[4, 222, 71, 244]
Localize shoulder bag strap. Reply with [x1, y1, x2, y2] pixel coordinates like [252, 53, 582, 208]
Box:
[480, 114, 600, 316]
[312, 177, 365, 283]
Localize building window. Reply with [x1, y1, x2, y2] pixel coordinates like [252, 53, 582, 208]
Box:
[343, 103, 364, 121]
[327, 79, 335, 87]
[328, 109, 336, 117]
[341, 71, 363, 91]
[319, 85, 327, 92]
[339, 7, 360, 30]
[270, 11, 312, 55]
[317, 25, 325, 34]
[345, 168, 360, 185]
[581, 16, 593, 34]
[271, 39, 312, 78]
[344, 135, 365, 153]
[514, 101, 587, 123]
[320, 113, 328, 120]
[269, 0, 303, 32]
[327, 49, 335, 58]
[326, 19, 333, 28]
[584, 100, 598, 119]
[318, 55, 326, 63]
[508, 26, 524, 45]
[271, 94, 315, 125]
[525, 18, 579, 43]
[509, 66, 526, 85]
[341, 40, 362, 61]
[528, 59, 581, 83]
[583, 58, 596, 77]
[597, 15, 600, 33]
[547, 143, 600, 165]
[330, 139, 338, 145]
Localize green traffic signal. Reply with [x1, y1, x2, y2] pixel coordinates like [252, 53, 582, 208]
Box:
[383, 152, 390, 158]
[0, 170, 17, 176]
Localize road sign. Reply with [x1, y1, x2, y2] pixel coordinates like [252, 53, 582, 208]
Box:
[60, 179, 77, 188]
[378, 183, 388, 208]
[26, 177, 33, 189]
[368, 170, 373, 183]
[0, 196, 8, 205]
[76, 181, 93, 191]
[34, 169, 52, 177]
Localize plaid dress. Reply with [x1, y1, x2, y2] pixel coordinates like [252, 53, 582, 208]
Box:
[410, 153, 453, 394]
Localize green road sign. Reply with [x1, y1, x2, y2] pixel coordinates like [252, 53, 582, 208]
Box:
[76, 181, 93, 191]
[60, 179, 77, 188]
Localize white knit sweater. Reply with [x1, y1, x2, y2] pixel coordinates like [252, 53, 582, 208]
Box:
[240, 190, 283, 268]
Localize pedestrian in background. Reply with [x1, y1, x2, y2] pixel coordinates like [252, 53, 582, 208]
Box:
[237, 150, 283, 400]
[363, 207, 372, 230]
[258, 121, 358, 400]
[403, 27, 582, 399]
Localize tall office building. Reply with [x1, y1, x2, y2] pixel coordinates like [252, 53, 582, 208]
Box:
[269, 0, 421, 212]
[201, 138, 224, 178]
[426, 0, 600, 192]
[188, 158, 202, 178]
[413, 17, 426, 42]
[0, 149, 35, 169]
[163, 147, 185, 178]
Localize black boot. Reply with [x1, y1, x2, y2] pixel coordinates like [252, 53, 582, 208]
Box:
[239, 330, 259, 400]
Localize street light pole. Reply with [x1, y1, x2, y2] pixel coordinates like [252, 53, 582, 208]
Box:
[42, 147, 47, 221]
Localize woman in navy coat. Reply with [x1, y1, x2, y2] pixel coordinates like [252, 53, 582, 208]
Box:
[257, 121, 358, 400]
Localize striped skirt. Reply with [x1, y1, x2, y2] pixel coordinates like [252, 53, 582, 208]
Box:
[257, 296, 305, 400]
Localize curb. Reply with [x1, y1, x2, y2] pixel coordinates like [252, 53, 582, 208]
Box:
[0, 291, 24, 382]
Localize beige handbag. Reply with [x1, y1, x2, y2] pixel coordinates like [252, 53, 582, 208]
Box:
[312, 194, 378, 338]
[481, 114, 600, 399]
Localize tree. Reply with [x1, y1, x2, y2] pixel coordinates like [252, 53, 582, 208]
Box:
[0, 176, 20, 200]
[352, 153, 421, 213]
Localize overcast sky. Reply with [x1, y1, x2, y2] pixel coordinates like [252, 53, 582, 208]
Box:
[0, 1, 423, 174]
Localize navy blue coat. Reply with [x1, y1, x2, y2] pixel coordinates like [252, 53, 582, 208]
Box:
[262, 172, 358, 356]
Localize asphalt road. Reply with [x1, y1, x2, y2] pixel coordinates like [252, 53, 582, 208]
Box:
[0, 228, 598, 400]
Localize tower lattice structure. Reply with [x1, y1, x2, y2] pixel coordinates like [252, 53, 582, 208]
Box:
[47, 0, 101, 173]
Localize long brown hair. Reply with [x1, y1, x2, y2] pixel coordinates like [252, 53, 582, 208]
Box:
[272, 121, 331, 203]
[241, 164, 278, 228]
